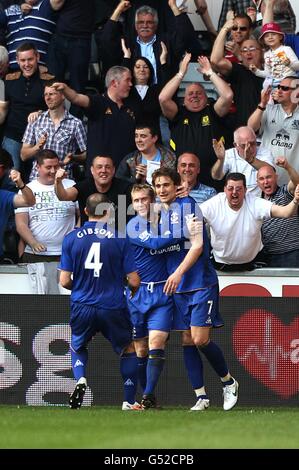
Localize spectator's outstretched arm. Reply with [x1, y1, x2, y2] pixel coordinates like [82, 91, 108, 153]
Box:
[247, 86, 272, 132]
[262, 0, 275, 24]
[50, 0, 66, 11]
[271, 184, 299, 217]
[210, 19, 234, 76]
[52, 82, 90, 108]
[159, 53, 191, 120]
[54, 168, 78, 201]
[10, 170, 35, 207]
[21, 132, 48, 161]
[276, 157, 299, 194]
[211, 138, 226, 180]
[110, 0, 131, 22]
[197, 56, 233, 117]
[194, 0, 217, 36]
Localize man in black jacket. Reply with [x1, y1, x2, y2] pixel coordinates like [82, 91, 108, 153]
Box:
[100, 0, 197, 85]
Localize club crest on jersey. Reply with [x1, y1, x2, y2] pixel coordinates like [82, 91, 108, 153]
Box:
[201, 115, 210, 126]
[139, 230, 151, 241]
[170, 211, 179, 224]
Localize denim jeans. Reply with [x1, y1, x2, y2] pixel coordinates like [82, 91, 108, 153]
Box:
[265, 250, 299, 268]
[2, 136, 22, 170]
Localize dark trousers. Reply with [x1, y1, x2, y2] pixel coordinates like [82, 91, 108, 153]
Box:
[47, 33, 91, 118]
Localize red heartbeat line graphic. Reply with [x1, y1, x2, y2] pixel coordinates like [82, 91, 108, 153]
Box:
[233, 309, 299, 398]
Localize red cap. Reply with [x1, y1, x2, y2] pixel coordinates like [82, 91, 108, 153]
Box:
[259, 22, 284, 41]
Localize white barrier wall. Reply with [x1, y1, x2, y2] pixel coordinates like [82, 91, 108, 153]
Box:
[1, 265, 298, 297]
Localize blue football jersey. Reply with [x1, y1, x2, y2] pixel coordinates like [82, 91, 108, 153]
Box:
[59, 221, 137, 308]
[128, 197, 218, 291]
[127, 215, 169, 282]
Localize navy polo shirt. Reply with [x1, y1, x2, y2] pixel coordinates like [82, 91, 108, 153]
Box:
[75, 176, 132, 226]
[4, 70, 48, 141]
[85, 93, 136, 169]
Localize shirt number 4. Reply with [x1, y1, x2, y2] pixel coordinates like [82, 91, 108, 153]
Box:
[84, 242, 103, 277]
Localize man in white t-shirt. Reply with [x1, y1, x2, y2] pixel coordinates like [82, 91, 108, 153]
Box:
[211, 126, 274, 196]
[200, 171, 299, 271]
[15, 149, 78, 262]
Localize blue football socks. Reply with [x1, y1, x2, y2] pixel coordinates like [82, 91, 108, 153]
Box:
[199, 341, 229, 378]
[120, 352, 139, 404]
[137, 355, 148, 392]
[183, 345, 204, 389]
[144, 349, 165, 395]
[71, 346, 88, 381]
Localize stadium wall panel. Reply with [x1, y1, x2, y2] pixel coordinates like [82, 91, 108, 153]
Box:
[0, 295, 298, 407]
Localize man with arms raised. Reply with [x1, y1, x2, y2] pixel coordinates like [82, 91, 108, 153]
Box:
[200, 172, 299, 271]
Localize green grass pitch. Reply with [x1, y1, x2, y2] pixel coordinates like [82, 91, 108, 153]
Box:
[1, 405, 299, 449]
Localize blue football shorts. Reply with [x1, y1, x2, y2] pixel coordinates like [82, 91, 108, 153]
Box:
[126, 283, 173, 339]
[172, 284, 224, 330]
[70, 301, 133, 355]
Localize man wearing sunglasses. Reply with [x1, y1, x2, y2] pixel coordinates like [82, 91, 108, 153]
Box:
[221, 13, 253, 64]
[248, 75, 299, 185]
[211, 29, 264, 129]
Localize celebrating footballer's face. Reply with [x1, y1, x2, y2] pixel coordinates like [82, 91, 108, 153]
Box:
[132, 188, 153, 218]
[153, 175, 177, 206]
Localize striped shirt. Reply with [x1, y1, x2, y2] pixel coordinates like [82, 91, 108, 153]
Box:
[0, 1, 58, 68]
[262, 185, 299, 254]
[22, 109, 87, 180]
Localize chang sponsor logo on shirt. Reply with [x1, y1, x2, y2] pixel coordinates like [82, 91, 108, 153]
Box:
[271, 128, 293, 149]
[150, 243, 181, 256]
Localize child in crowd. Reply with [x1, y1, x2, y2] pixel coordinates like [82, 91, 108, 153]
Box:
[250, 22, 299, 88]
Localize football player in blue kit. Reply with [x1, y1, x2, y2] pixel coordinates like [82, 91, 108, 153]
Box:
[127, 184, 174, 409]
[59, 193, 141, 410]
[129, 168, 239, 411]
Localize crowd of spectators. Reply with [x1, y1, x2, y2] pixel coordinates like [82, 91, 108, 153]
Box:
[0, 0, 299, 270]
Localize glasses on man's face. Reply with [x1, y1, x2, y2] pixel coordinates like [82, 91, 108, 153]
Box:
[240, 46, 260, 53]
[232, 26, 248, 32]
[277, 85, 296, 92]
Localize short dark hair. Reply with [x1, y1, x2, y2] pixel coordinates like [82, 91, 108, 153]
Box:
[91, 155, 115, 166]
[225, 172, 246, 187]
[0, 148, 13, 169]
[85, 193, 112, 217]
[36, 149, 59, 166]
[234, 13, 252, 29]
[16, 42, 38, 56]
[135, 123, 159, 137]
[152, 167, 181, 187]
[44, 78, 59, 89]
